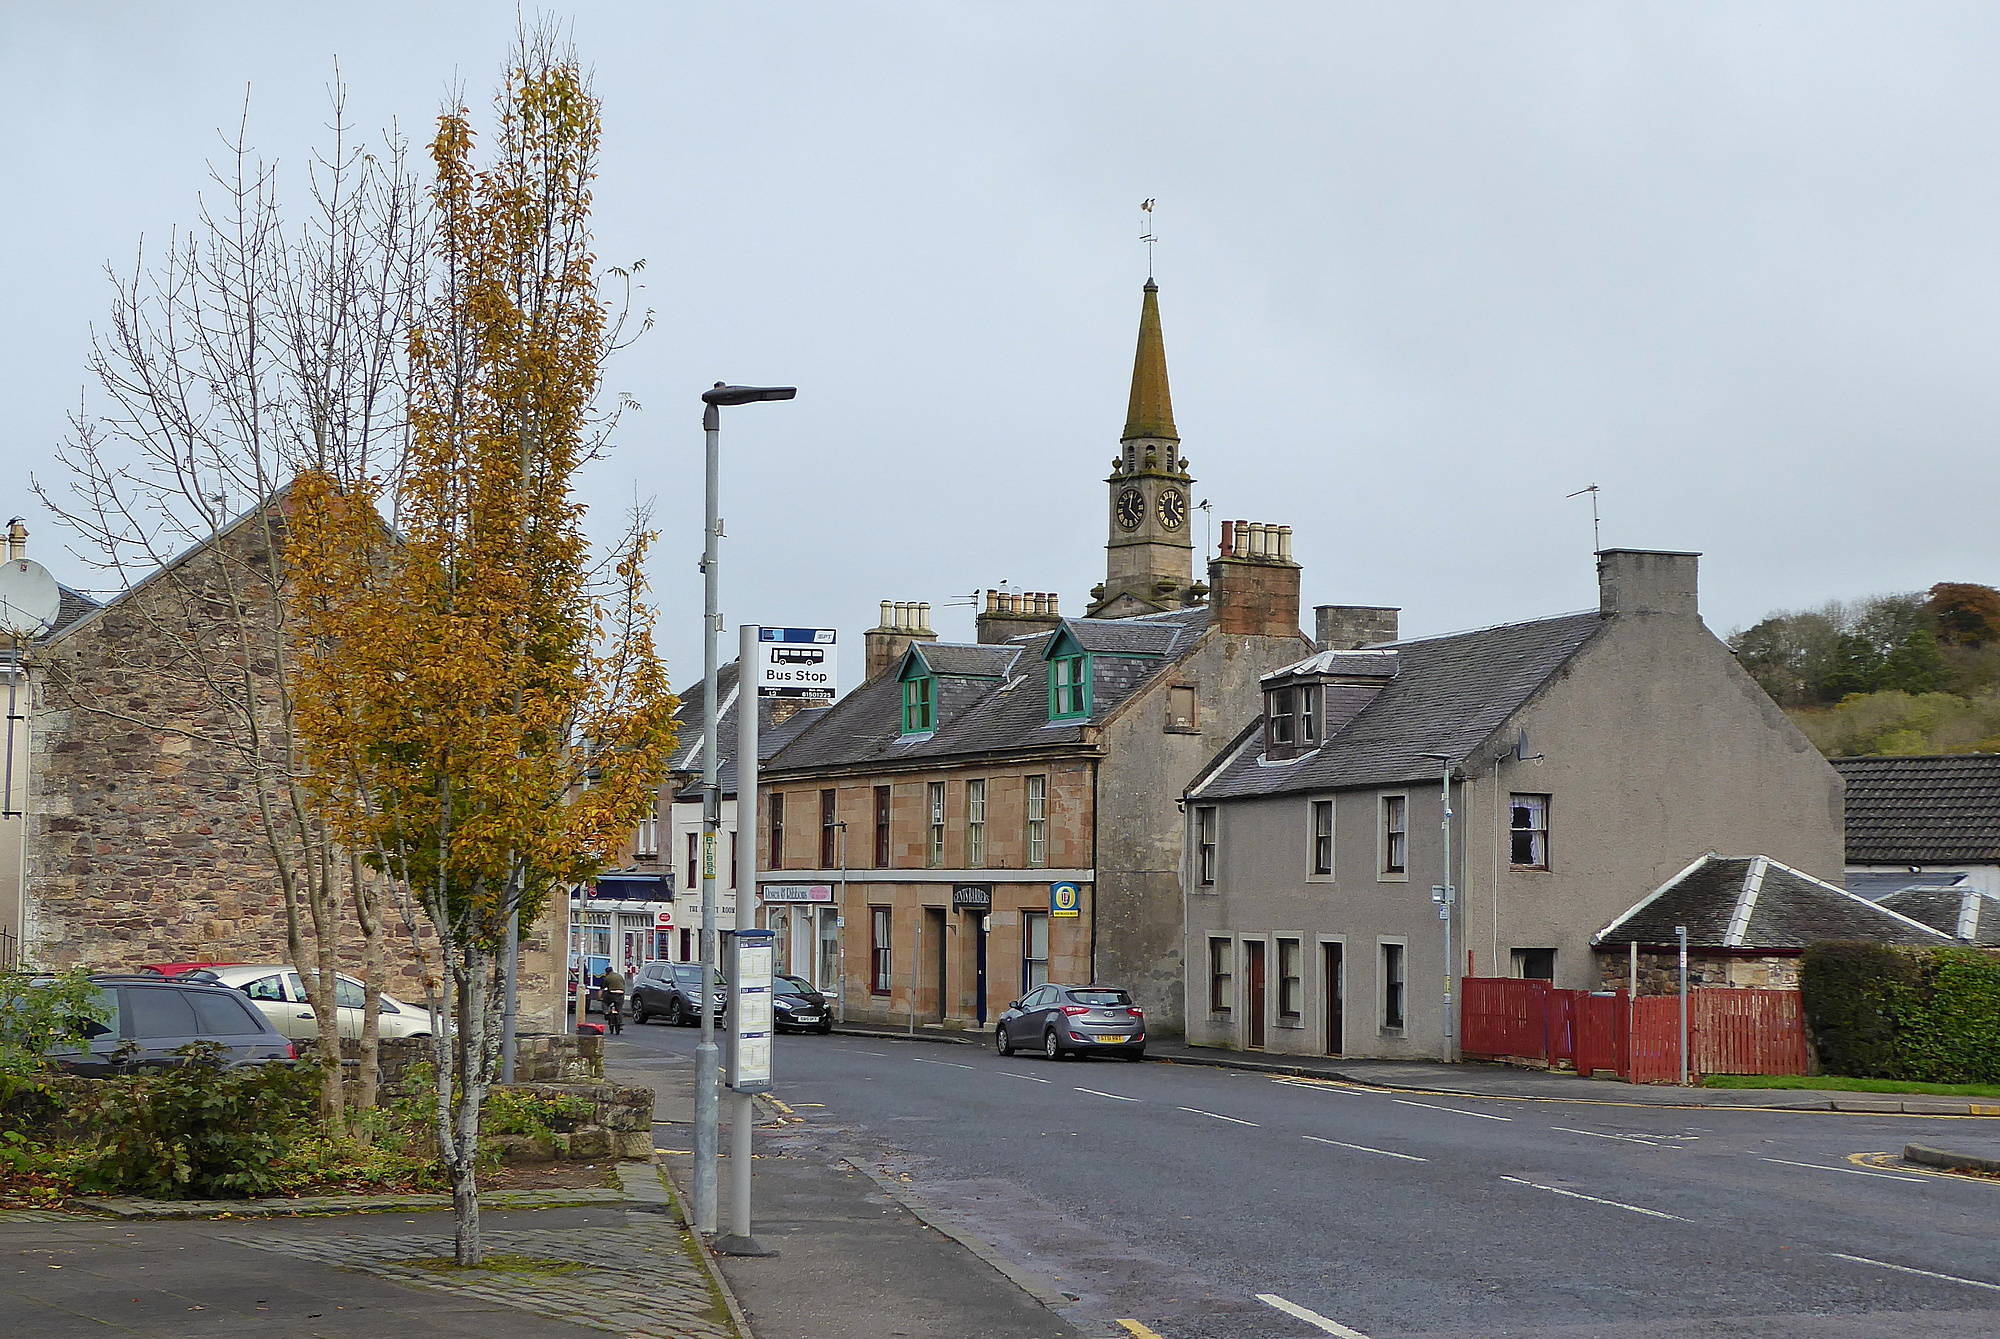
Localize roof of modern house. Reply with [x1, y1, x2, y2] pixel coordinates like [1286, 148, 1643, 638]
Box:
[1844, 869, 1968, 901]
[1593, 854, 1953, 951]
[1832, 754, 2000, 864]
[764, 605, 1210, 774]
[1877, 884, 2000, 946]
[1190, 610, 1604, 800]
[666, 660, 829, 797]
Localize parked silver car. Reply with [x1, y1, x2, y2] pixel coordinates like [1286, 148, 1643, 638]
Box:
[192, 964, 434, 1041]
[995, 984, 1146, 1060]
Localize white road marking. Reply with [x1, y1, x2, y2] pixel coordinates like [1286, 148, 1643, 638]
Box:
[1255, 1291, 1373, 1337]
[1074, 1087, 1142, 1102]
[1274, 1077, 1360, 1093]
[1178, 1106, 1259, 1127]
[998, 1072, 1054, 1084]
[1552, 1126, 1673, 1147]
[914, 1058, 975, 1069]
[1762, 1157, 1924, 1183]
[1302, 1134, 1427, 1162]
[1833, 1254, 2000, 1293]
[850, 1049, 891, 1056]
[1394, 1098, 1511, 1121]
[1499, 1175, 1688, 1221]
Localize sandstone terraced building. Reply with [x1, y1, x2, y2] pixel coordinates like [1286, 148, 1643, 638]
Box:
[752, 280, 1311, 1031]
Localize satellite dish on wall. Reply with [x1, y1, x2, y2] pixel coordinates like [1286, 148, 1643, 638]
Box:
[0, 559, 61, 638]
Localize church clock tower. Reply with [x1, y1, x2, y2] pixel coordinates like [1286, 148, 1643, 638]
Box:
[1088, 279, 1200, 618]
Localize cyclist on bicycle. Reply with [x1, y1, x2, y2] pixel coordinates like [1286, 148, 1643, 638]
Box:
[599, 965, 628, 1034]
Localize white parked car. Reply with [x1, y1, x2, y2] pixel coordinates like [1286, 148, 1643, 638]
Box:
[194, 964, 436, 1041]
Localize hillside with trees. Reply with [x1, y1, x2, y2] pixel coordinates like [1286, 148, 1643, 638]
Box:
[1729, 583, 2000, 757]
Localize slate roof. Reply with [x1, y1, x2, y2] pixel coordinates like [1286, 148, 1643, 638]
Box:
[1845, 870, 1968, 901]
[1265, 648, 1400, 681]
[1833, 755, 2000, 864]
[1593, 854, 1952, 950]
[1877, 884, 2000, 946]
[1191, 611, 1604, 800]
[667, 660, 830, 797]
[764, 606, 1210, 774]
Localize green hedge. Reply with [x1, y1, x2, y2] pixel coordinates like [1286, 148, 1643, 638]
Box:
[1801, 942, 2000, 1083]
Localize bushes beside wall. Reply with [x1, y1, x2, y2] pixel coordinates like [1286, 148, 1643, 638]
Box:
[1801, 942, 2000, 1083]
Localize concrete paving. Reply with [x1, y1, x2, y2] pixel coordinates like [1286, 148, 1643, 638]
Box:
[619, 1017, 2000, 1338]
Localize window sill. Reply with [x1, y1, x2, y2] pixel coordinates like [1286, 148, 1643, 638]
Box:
[1379, 1026, 1405, 1035]
[1306, 873, 1336, 883]
[1276, 1017, 1304, 1029]
[1164, 725, 1203, 735]
[1378, 873, 1409, 883]
[1509, 865, 1552, 874]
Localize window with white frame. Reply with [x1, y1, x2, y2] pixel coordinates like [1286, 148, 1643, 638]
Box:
[1267, 686, 1297, 749]
[870, 907, 893, 995]
[634, 806, 659, 857]
[1381, 941, 1405, 1029]
[1309, 798, 1334, 876]
[927, 781, 946, 867]
[1277, 937, 1303, 1022]
[1196, 805, 1218, 886]
[1026, 775, 1048, 867]
[1021, 910, 1049, 991]
[1510, 794, 1550, 869]
[1208, 937, 1233, 1013]
[966, 779, 987, 866]
[1299, 684, 1320, 744]
[1380, 794, 1408, 876]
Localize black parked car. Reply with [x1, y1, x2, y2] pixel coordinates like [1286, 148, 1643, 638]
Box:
[995, 983, 1146, 1061]
[772, 974, 833, 1034]
[629, 960, 724, 1026]
[37, 974, 297, 1075]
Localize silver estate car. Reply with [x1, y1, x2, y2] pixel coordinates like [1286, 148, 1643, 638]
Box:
[994, 984, 1146, 1061]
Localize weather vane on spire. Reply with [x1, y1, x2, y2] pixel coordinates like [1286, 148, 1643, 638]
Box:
[1139, 198, 1157, 280]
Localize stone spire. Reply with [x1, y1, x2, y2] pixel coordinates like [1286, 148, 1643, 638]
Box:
[1121, 280, 1178, 442]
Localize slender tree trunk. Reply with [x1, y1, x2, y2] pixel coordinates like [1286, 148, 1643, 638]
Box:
[353, 854, 384, 1123]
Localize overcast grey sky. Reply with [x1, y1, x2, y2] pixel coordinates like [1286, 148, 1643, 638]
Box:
[6, 2, 1995, 688]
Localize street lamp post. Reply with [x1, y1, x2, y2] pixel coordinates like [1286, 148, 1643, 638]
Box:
[694, 383, 795, 1237]
[1422, 751, 1456, 1059]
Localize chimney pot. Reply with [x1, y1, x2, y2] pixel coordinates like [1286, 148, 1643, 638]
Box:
[5, 518, 25, 562]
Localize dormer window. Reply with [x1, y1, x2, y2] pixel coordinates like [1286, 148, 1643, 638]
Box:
[901, 671, 936, 734]
[1299, 685, 1320, 743]
[1268, 687, 1297, 748]
[1050, 652, 1089, 720]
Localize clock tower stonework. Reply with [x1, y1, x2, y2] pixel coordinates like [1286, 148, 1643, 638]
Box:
[1089, 280, 1201, 619]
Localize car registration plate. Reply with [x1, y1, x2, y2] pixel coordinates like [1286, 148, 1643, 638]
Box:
[795, 1014, 820, 1024]
[1096, 1034, 1130, 1044]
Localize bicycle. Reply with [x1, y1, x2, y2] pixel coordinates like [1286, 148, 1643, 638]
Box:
[602, 990, 625, 1036]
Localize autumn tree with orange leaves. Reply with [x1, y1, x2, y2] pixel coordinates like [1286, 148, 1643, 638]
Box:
[289, 35, 675, 1264]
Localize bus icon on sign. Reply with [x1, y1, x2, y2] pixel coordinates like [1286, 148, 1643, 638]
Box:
[771, 646, 826, 666]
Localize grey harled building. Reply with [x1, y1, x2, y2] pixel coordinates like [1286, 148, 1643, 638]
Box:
[1182, 548, 1844, 1060]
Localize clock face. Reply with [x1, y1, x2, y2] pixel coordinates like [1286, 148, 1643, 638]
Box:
[1115, 487, 1146, 531]
[1157, 488, 1188, 530]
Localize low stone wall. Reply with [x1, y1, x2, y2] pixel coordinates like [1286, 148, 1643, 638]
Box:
[302, 1032, 603, 1093]
[485, 1080, 654, 1162]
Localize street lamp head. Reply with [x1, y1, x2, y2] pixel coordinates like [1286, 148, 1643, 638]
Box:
[703, 383, 797, 406]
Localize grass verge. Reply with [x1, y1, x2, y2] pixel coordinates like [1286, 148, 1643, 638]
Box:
[1702, 1074, 2000, 1098]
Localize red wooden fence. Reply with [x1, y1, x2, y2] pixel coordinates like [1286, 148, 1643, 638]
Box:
[1459, 977, 1807, 1084]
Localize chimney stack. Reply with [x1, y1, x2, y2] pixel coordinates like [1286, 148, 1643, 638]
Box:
[1314, 605, 1400, 650]
[976, 589, 1064, 645]
[864, 600, 938, 679]
[1206, 519, 1303, 639]
[1597, 549, 1699, 619]
[6, 518, 25, 562]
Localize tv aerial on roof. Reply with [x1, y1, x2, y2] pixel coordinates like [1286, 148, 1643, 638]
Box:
[0, 558, 61, 639]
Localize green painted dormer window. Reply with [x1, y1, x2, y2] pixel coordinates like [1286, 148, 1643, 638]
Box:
[902, 672, 936, 734]
[1049, 653, 1090, 720]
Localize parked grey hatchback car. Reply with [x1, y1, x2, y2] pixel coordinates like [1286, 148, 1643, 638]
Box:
[37, 974, 296, 1075]
[995, 984, 1146, 1060]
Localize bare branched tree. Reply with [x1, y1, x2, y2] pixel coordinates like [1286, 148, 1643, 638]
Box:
[33, 76, 430, 1122]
